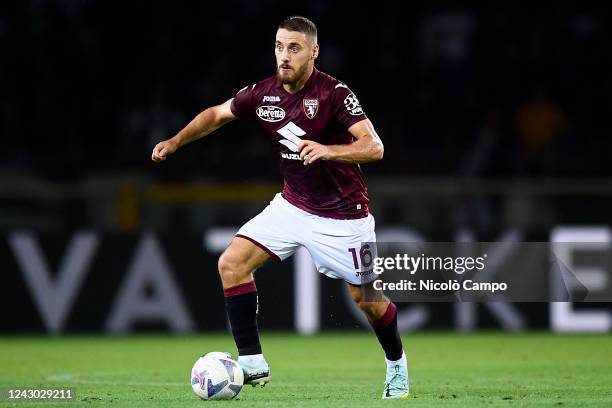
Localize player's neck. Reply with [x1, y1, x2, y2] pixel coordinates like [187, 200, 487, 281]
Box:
[282, 65, 314, 94]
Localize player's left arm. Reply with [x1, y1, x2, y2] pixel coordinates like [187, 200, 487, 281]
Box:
[298, 119, 384, 165]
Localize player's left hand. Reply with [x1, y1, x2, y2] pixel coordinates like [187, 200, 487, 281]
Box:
[298, 140, 333, 166]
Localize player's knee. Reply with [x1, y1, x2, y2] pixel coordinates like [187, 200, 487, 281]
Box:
[218, 253, 248, 283]
[358, 300, 384, 320]
[358, 300, 377, 316]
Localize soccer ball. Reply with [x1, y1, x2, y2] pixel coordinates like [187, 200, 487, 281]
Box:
[190, 352, 244, 400]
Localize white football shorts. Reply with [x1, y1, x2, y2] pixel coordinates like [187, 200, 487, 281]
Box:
[236, 193, 377, 285]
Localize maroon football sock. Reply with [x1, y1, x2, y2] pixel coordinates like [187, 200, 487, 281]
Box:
[224, 281, 262, 356]
[369, 302, 403, 361]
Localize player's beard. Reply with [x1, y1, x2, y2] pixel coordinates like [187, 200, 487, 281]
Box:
[277, 62, 309, 85]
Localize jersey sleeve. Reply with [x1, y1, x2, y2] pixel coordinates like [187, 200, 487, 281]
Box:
[230, 84, 255, 119]
[331, 83, 368, 130]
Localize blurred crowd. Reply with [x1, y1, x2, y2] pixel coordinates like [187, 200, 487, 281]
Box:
[1, 2, 610, 180]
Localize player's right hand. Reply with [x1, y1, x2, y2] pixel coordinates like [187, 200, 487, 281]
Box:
[151, 139, 179, 162]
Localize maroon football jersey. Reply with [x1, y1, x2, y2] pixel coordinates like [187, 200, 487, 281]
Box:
[230, 68, 370, 219]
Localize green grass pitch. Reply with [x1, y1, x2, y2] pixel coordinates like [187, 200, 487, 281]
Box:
[1, 332, 611, 407]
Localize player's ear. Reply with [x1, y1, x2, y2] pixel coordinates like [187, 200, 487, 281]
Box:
[311, 44, 319, 60]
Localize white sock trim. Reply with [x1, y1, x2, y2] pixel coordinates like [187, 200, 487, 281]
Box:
[238, 353, 265, 365]
[385, 351, 407, 367]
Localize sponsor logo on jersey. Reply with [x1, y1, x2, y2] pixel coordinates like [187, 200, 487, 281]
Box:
[280, 152, 301, 160]
[256, 106, 285, 122]
[276, 121, 306, 152]
[263, 95, 281, 102]
[344, 93, 363, 116]
[302, 98, 319, 119]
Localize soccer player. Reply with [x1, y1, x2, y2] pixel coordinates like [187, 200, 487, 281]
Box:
[152, 16, 409, 399]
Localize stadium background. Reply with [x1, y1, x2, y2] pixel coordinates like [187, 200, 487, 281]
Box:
[1, 2, 612, 335]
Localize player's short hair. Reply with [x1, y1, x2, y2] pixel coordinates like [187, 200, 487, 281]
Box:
[278, 16, 317, 42]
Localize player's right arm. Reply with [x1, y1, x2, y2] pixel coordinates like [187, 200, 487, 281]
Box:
[151, 98, 237, 162]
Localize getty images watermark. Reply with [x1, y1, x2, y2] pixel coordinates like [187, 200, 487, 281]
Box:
[371, 252, 508, 293]
[357, 242, 612, 302]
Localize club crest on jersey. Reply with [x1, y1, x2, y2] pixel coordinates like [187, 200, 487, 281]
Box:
[303, 98, 319, 119]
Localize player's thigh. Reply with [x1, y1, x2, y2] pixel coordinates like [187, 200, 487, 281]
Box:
[306, 213, 377, 286]
[235, 193, 302, 262]
[218, 237, 273, 288]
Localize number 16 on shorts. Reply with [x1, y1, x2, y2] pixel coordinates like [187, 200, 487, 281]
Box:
[348, 243, 375, 279]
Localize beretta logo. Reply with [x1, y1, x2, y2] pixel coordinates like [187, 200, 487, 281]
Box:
[303, 98, 319, 119]
[256, 106, 285, 122]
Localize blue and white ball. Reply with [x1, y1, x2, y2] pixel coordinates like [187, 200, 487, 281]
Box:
[190, 352, 244, 400]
